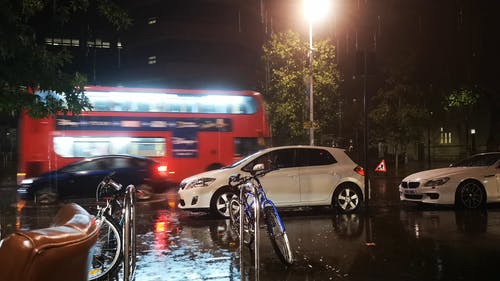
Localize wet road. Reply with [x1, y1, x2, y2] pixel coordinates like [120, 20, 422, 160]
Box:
[2, 177, 500, 281]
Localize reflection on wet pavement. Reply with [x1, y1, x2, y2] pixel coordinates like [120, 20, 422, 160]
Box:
[135, 207, 240, 281]
[2, 187, 500, 281]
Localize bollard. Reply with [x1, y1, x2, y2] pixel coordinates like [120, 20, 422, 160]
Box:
[252, 182, 260, 275]
[123, 185, 137, 281]
[238, 181, 261, 280]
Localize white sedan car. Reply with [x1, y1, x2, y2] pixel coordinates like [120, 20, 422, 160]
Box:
[178, 146, 365, 217]
[399, 152, 500, 209]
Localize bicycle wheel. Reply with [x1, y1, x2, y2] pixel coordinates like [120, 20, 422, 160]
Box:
[264, 206, 293, 265]
[88, 214, 123, 281]
[228, 197, 254, 246]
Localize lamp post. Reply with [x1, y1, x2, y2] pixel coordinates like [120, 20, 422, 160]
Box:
[307, 19, 315, 145]
[303, 0, 329, 146]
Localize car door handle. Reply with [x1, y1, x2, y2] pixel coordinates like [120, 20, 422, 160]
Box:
[484, 174, 495, 178]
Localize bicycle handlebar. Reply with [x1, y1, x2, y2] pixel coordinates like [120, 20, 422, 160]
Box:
[96, 173, 123, 200]
[228, 173, 248, 188]
[228, 166, 276, 188]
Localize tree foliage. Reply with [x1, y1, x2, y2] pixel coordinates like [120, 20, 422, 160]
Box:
[445, 88, 479, 111]
[262, 30, 341, 145]
[369, 53, 431, 153]
[443, 87, 481, 154]
[0, 0, 131, 118]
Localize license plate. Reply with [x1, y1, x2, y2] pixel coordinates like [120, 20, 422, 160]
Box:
[404, 189, 416, 195]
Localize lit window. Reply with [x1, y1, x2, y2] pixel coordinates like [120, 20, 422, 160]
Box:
[84, 91, 258, 114]
[148, 17, 158, 24]
[440, 127, 452, 144]
[87, 39, 112, 49]
[117, 41, 123, 49]
[44, 37, 80, 47]
[148, 56, 157, 65]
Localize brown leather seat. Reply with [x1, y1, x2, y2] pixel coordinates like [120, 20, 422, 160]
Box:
[0, 203, 98, 281]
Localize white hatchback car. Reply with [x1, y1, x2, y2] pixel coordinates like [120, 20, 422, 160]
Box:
[178, 146, 365, 217]
[399, 152, 500, 209]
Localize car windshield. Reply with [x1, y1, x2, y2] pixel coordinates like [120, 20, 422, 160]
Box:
[223, 150, 263, 169]
[451, 153, 500, 167]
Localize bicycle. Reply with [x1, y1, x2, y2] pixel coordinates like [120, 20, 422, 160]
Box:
[88, 173, 136, 281]
[228, 163, 294, 265]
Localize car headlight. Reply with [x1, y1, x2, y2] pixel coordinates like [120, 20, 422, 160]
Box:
[184, 178, 216, 190]
[423, 177, 450, 187]
[21, 178, 38, 185]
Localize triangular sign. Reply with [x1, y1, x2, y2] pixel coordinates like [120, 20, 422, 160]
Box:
[375, 159, 387, 172]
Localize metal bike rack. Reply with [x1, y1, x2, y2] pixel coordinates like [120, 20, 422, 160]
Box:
[123, 185, 137, 281]
[238, 182, 261, 277]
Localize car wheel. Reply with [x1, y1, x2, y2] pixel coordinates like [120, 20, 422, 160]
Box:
[35, 187, 58, 205]
[332, 183, 363, 213]
[210, 187, 238, 218]
[455, 180, 486, 209]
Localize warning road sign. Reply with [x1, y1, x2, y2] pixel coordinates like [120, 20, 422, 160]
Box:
[375, 159, 387, 173]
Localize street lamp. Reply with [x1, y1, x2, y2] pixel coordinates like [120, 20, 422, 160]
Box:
[303, 0, 330, 146]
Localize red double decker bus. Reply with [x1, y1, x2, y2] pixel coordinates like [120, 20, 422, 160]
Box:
[17, 86, 270, 185]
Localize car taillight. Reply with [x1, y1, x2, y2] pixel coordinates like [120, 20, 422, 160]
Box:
[154, 164, 168, 177]
[157, 165, 168, 173]
[354, 166, 365, 177]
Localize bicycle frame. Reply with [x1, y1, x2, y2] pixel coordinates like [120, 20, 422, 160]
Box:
[231, 165, 293, 267]
[237, 180, 260, 267]
[239, 179, 287, 232]
[90, 175, 137, 281]
[229, 162, 294, 265]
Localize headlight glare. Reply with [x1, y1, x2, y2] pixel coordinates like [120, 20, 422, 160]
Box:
[21, 178, 37, 185]
[185, 178, 216, 189]
[424, 177, 450, 187]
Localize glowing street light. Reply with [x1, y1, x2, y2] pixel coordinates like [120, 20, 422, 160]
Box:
[303, 0, 330, 145]
[303, 0, 330, 23]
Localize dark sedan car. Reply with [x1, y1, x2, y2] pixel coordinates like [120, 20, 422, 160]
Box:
[17, 155, 171, 204]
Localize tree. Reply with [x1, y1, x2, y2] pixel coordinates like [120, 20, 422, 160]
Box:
[369, 53, 431, 171]
[0, 0, 131, 118]
[261, 30, 341, 145]
[444, 87, 480, 155]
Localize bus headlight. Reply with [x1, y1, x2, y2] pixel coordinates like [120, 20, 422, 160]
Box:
[185, 178, 216, 190]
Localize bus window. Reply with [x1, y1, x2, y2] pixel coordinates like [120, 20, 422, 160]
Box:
[85, 92, 258, 114]
[54, 137, 166, 157]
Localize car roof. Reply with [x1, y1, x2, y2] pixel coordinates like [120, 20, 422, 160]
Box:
[82, 154, 153, 161]
[244, 145, 350, 162]
[60, 154, 156, 169]
[260, 145, 345, 152]
[473, 152, 500, 156]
